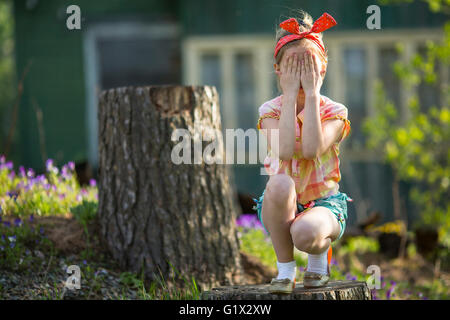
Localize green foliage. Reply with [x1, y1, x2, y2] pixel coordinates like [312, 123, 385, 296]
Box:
[70, 200, 98, 228]
[239, 228, 278, 267]
[362, 6, 450, 242]
[0, 158, 98, 218]
[339, 236, 380, 255]
[119, 261, 201, 300]
[0, 219, 54, 271]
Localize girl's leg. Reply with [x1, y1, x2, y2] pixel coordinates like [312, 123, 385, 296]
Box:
[289, 206, 341, 255]
[261, 174, 297, 262]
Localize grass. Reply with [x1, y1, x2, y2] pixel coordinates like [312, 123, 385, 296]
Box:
[0, 155, 201, 300]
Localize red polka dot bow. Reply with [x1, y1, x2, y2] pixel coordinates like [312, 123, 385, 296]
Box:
[274, 12, 337, 59]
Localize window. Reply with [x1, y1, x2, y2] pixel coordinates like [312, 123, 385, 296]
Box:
[84, 23, 180, 169]
[343, 47, 367, 150]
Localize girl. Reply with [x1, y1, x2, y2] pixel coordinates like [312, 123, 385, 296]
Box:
[254, 10, 353, 293]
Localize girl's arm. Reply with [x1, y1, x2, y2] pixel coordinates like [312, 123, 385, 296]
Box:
[276, 53, 301, 160]
[278, 94, 297, 160]
[301, 51, 345, 159]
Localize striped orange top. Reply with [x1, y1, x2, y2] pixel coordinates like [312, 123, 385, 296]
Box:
[257, 94, 351, 205]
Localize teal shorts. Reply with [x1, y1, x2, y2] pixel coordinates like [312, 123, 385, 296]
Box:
[253, 191, 353, 241]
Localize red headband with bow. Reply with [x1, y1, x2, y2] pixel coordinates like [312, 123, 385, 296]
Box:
[274, 13, 337, 60]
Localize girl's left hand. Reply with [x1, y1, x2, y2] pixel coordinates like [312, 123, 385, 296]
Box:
[300, 51, 323, 97]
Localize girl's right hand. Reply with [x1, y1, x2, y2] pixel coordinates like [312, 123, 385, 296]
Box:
[276, 53, 301, 98]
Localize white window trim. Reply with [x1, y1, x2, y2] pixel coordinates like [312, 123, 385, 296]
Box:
[83, 22, 179, 169]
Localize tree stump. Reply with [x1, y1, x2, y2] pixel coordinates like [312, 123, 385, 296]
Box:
[201, 281, 372, 300]
[97, 85, 244, 289]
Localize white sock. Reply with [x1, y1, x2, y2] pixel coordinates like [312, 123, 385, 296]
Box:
[307, 248, 329, 275]
[276, 260, 297, 280]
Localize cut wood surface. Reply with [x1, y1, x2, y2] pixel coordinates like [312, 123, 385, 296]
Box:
[201, 280, 372, 300]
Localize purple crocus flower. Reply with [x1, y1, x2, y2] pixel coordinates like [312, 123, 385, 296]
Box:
[0, 155, 5, 163]
[36, 174, 46, 184]
[39, 227, 44, 235]
[3, 221, 11, 228]
[8, 171, 15, 180]
[68, 161, 75, 171]
[29, 214, 34, 223]
[61, 165, 71, 180]
[45, 159, 54, 171]
[10, 242, 15, 249]
[1, 161, 13, 170]
[386, 289, 392, 299]
[0, 245, 4, 251]
[330, 258, 338, 266]
[371, 289, 377, 300]
[236, 214, 263, 230]
[27, 168, 35, 178]
[19, 166, 26, 177]
[13, 218, 22, 227]
[89, 179, 97, 187]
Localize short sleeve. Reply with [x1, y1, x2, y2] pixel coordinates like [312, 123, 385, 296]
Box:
[257, 99, 281, 130]
[321, 103, 351, 143]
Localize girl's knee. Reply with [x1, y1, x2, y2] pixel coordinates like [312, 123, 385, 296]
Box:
[291, 222, 324, 253]
[265, 174, 296, 206]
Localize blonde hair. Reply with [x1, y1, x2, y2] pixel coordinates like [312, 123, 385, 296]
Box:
[274, 9, 328, 66]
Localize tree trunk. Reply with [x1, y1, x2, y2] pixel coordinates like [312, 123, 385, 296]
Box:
[201, 281, 372, 300]
[97, 85, 244, 290]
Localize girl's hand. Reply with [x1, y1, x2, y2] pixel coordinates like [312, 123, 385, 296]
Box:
[277, 53, 301, 98]
[300, 51, 323, 97]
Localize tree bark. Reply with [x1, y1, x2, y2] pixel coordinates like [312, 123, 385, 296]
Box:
[97, 85, 244, 290]
[201, 281, 372, 300]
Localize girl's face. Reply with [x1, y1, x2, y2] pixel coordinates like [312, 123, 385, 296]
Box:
[274, 42, 327, 91]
